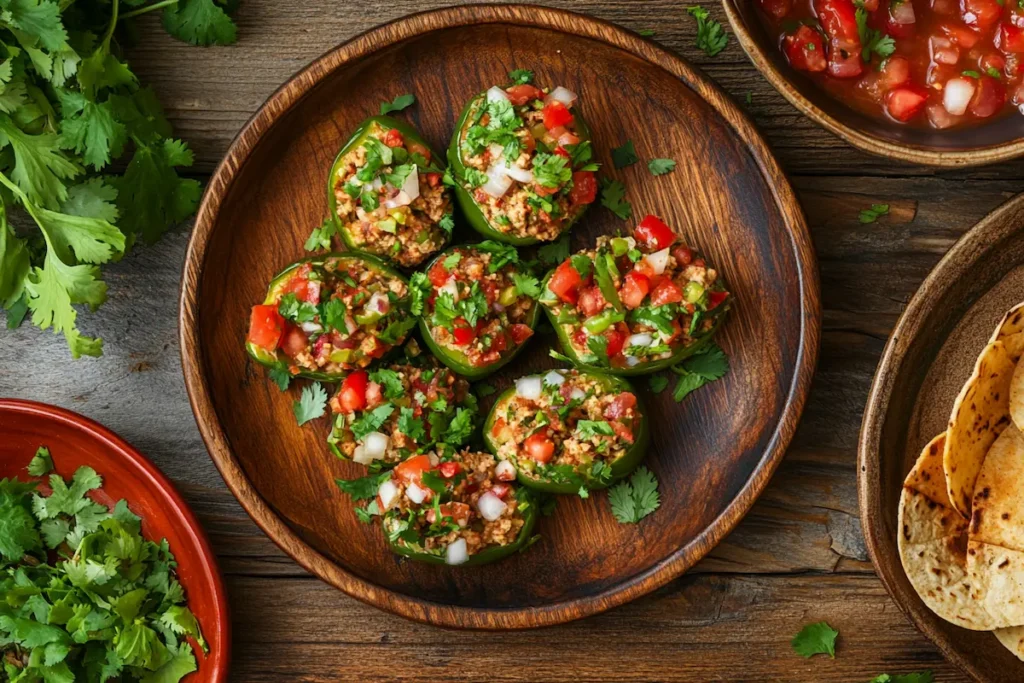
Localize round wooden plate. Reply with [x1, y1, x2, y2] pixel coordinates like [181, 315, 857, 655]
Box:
[179, 4, 820, 629]
[0, 399, 230, 682]
[859, 193, 1024, 681]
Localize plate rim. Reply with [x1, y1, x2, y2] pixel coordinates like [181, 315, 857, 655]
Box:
[0, 398, 231, 681]
[858, 192, 1024, 681]
[178, 2, 821, 629]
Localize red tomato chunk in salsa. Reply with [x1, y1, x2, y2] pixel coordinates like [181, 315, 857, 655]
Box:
[757, 0, 1024, 128]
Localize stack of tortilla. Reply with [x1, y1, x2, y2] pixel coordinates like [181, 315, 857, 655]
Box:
[899, 302, 1024, 659]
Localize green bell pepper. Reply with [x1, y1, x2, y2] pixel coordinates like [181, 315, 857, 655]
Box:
[415, 245, 542, 380]
[245, 251, 412, 381]
[446, 91, 594, 246]
[482, 371, 650, 494]
[326, 115, 453, 267]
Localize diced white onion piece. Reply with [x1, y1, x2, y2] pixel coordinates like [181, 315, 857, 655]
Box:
[428, 452, 440, 467]
[516, 376, 543, 400]
[383, 191, 413, 209]
[400, 164, 419, 201]
[570, 388, 586, 401]
[439, 277, 459, 301]
[644, 248, 671, 275]
[486, 86, 510, 103]
[445, 538, 469, 565]
[477, 491, 508, 521]
[891, 0, 915, 23]
[627, 333, 654, 348]
[371, 176, 384, 190]
[495, 459, 517, 481]
[344, 315, 356, 332]
[300, 321, 322, 335]
[378, 480, 399, 509]
[352, 445, 371, 465]
[366, 291, 390, 315]
[503, 165, 534, 183]
[943, 77, 975, 116]
[624, 236, 637, 249]
[488, 143, 505, 160]
[543, 370, 565, 386]
[363, 431, 389, 459]
[545, 86, 578, 108]
[492, 302, 505, 313]
[482, 161, 514, 198]
[624, 355, 641, 367]
[406, 482, 427, 505]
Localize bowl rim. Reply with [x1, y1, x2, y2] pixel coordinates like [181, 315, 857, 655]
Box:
[0, 398, 231, 681]
[178, 2, 821, 630]
[857, 192, 1024, 680]
[721, 0, 1024, 168]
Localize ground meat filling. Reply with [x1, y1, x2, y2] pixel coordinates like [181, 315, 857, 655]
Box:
[333, 122, 453, 267]
[378, 451, 529, 564]
[328, 364, 475, 466]
[416, 245, 536, 369]
[489, 370, 641, 486]
[260, 257, 414, 374]
[455, 81, 599, 242]
[541, 232, 730, 370]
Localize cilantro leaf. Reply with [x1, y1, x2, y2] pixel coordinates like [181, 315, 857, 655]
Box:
[369, 368, 405, 399]
[380, 93, 415, 115]
[648, 375, 669, 393]
[336, 471, 389, 501]
[57, 90, 126, 170]
[576, 420, 614, 439]
[538, 234, 570, 265]
[856, 8, 895, 61]
[600, 178, 632, 220]
[859, 203, 890, 224]
[638, 28, 656, 37]
[648, 158, 676, 176]
[444, 407, 475, 445]
[512, 271, 541, 299]
[111, 138, 201, 244]
[293, 382, 328, 425]
[351, 404, 395, 440]
[162, 0, 239, 46]
[611, 140, 639, 169]
[608, 466, 661, 523]
[27, 446, 53, 476]
[267, 364, 291, 391]
[869, 673, 934, 683]
[304, 216, 337, 251]
[475, 382, 496, 397]
[681, 343, 729, 380]
[791, 621, 839, 658]
[687, 6, 729, 57]
[0, 113, 80, 209]
[508, 68, 534, 84]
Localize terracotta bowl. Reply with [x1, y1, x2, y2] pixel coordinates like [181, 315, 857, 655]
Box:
[722, 0, 1024, 167]
[0, 399, 230, 682]
[180, 4, 820, 629]
[859, 193, 1024, 681]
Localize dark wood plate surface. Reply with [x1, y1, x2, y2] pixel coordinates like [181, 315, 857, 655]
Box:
[859, 193, 1024, 681]
[179, 3, 819, 629]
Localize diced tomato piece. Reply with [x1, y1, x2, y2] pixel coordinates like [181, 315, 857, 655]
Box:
[604, 392, 637, 419]
[879, 55, 912, 90]
[618, 271, 650, 310]
[611, 420, 635, 444]
[490, 483, 511, 499]
[542, 101, 574, 129]
[939, 21, 980, 47]
[650, 279, 684, 306]
[549, 260, 583, 304]
[569, 171, 598, 205]
[280, 325, 308, 358]
[635, 214, 677, 251]
[708, 290, 730, 310]
[505, 83, 544, 105]
[247, 305, 285, 351]
[961, 0, 1002, 30]
[885, 85, 929, 121]
[280, 264, 319, 304]
[491, 417, 508, 438]
[452, 318, 475, 346]
[816, 0, 864, 78]
[553, 146, 571, 159]
[424, 172, 442, 188]
[438, 461, 462, 478]
[577, 286, 607, 317]
[783, 25, 827, 72]
[981, 51, 1007, 73]
[365, 381, 383, 409]
[523, 429, 555, 463]
[426, 501, 471, 526]
[488, 332, 508, 353]
[509, 324, 533, 345]
[406, 140, 431, 163]
[860, 0, 879, 8]
[428, 260, 450, 287]
[758, 0, 791, 18]
[1000, 23, 1024, 52]
[365, 336, 387, 359]
[395, 455, 432, 485]
[338, 371, 369, 412]
[969, 74, 1006, 116]
[605, 323, 629, 358]
[382, 128, 404, 147]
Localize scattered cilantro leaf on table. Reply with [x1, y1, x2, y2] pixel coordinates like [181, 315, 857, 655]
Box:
[859, 203, 890, 223]
[538, 234, 570, 265]
[160, 0, 239, 46]
[600, 178, 632, 220]
[508, 68, 534, 84]
[870, 673, 934, 683]
[268, 364, 292, 391]
[611, 140, 639, 169]
[687, 6, 729, 57]
[293, 382, 328, 425]
[638, 28, 655, 37]
[380, 92, 416, 115]
[304, 216, 337, 251]
[670, 342, 729, 401]
[475, 382, 496, 397]
[791, 621, 839, 658]
[648, 158, 676, 176]
[648, 375, 669, 393]
[608, 466, 660, 523]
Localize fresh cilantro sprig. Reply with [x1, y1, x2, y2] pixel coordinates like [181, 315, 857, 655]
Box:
[855, 8, 895, 61]
[293, 382, 328, 425]
[686, 6, 729, 57]
[870, 673, 934, 683]
[608, 466, 660, 523]
[791, 621, 839, 658]
[859, 203, 890, 223]
[508, 68, 534, 84]
[671, 342, 729, 401]
[304, 216, 337, 251]
[380, 93, 416, 115]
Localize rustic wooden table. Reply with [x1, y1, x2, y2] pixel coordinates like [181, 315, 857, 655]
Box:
[1, 1, 1006, 680]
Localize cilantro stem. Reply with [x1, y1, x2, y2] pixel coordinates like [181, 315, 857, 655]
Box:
[121, 0, 179, 19]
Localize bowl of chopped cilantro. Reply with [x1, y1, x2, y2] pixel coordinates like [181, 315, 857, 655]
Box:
[0, 399, 229, 682]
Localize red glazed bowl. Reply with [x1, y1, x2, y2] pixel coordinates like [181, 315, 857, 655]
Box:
[0, 399, 229, 682]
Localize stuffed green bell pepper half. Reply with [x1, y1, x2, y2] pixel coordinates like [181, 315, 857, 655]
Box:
[376, 450, 538, 566]
[410, 242, 541, 379]
[447, 72, 599, 245]
[327, 115, 454, 267]
[245, 252, 416, 381]
[483, 369, 649, 494]
[327, 362, 478, 467]
[540, 216, 731, 375]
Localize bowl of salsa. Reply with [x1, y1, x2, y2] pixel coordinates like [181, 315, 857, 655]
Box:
[723, 0, 1024, 165]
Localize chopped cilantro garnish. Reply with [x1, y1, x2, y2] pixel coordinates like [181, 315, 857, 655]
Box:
[27, 447, 53, 476]
[508, 68, 534, 84]
[538, 235, 571, 265]
[351, 404, 395, 439]
[304, 216, 337, 251]
[443, 252, 462, 270]
[608, 466, 660, 523]
[611, 140, 639, 169]
[532, 152, 572, 188]
[369, 368, 405, 399]
[268, 364, 292, 391]
[648, 375, 669, 393]
[513, 272, 542, 299]
[855, 8, 895, 61]
[687, 6, 729, 57]
[859, 203, 890, 224]
[380, 93, 416, 115]
[600, 178, 632, 220]
[576, 420, 614, 439]
[335, 471, 390, 501]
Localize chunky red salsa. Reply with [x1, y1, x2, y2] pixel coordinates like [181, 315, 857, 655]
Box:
[757, 0, 1024, 128]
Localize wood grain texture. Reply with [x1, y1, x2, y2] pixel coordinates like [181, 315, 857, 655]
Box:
[860, 192, 1024, 682]
[178, 3, 819, 629]
[0, 0, 1013, 678]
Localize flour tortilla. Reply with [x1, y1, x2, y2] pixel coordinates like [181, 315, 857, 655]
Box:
[991, 302, 1024, 343]
[995, 626, 1024, 662]
[944, 339, 1021, 517]
[970, 426, 1024, 551]
[1010, 359, 1024, 435]
[965, 541, 1024, 628]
